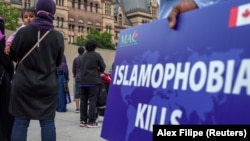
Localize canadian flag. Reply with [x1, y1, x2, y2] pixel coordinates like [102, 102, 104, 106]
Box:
[229, 3, 250, 27]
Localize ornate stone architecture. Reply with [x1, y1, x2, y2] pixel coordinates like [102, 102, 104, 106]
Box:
[2, 0, 159, 44]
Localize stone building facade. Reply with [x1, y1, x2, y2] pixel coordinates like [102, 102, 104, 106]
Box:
[2, 0, 159, 44]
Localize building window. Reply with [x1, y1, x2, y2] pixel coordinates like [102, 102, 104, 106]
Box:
[115, 31, 118, 39]
[105, 25, 111, 33]
[95, 4, 98, 13]
[142, 19, 149, 24]
[24, 0, 31, 8]
[84, 0, 87, 11]
[106, 25, 111, 33]
[57, 17, 60, 28]
[78, 26, 84, 33]
[57, 17, 64, 28]
[109, 26, 111, 33]
[56, 0, 64, 6]
[105, 3, 111, 16]
[118, 14, 122, 26]
[72, 0, 75, 8]
[78, 0, 81, 9]
[61, 18, 64, 28]
[106, 25, 108, 31]
[69, 24, 75, 31]
[152, 7, 157, 18]
[11, 0, 22, 4]
[68, 35, 74, 44]
[114, 15, 117, 22]
[90, 3, 93, 12]
[87, 27, 90, 34]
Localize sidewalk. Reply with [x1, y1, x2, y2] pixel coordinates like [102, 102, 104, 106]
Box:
[27, 101, 107, 141]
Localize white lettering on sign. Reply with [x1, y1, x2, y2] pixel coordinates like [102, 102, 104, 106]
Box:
[135, 103, 182, 132]
[113, 59, 250, 95]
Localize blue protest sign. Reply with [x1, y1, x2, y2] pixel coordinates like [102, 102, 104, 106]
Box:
[101, 0, 250, 140]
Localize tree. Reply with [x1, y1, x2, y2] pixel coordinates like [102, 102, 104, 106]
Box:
[74, 28, 116, 50]
[0, 2, 19, 30]
[74, 35, 86, 47]
[99, 31, 115, 50]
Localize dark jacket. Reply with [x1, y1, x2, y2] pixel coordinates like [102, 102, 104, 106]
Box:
[57, 54, 69, 80]
[9, 25, 64, 120]
[0, 20, 14, 141]
[0, 35, 14, 78]
[80, 51, 106, 85]
[72, 55, 82, 82]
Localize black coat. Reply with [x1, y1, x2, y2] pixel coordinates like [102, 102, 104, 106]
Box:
[0, 23, 14, 141]
[9, 25, 64, 120]
[80, 51, 106, 85]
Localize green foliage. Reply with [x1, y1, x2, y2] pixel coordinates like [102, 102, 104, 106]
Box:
[74, 35, 86, 47]
[99, 31, 115, 50]
[0, 2, 19, 30]
[74, 28, 116, 50]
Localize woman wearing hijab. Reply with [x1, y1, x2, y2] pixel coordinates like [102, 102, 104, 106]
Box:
[0, 16, 15, 141]
[8, 0, 64, 140]
[56, 54, 70, 112]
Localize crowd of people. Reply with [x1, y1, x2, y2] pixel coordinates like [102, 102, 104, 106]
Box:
[0, 0, 231, 140]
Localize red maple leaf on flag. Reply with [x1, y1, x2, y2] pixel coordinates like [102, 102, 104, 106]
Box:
[242, 9, 250, 18]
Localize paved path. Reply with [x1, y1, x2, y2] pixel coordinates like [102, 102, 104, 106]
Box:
[27, 101, 107, 141]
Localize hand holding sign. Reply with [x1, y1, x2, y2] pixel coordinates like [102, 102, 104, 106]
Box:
[168, 0, 198, 29]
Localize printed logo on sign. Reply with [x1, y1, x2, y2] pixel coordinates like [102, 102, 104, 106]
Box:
[229, 3, 250, 27]
[119, 31, 138, 47]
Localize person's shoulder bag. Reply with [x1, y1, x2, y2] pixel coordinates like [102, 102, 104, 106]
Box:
[18, 31, 50, 65]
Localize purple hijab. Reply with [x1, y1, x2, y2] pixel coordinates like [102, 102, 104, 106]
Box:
[30, 0, 56, 31]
